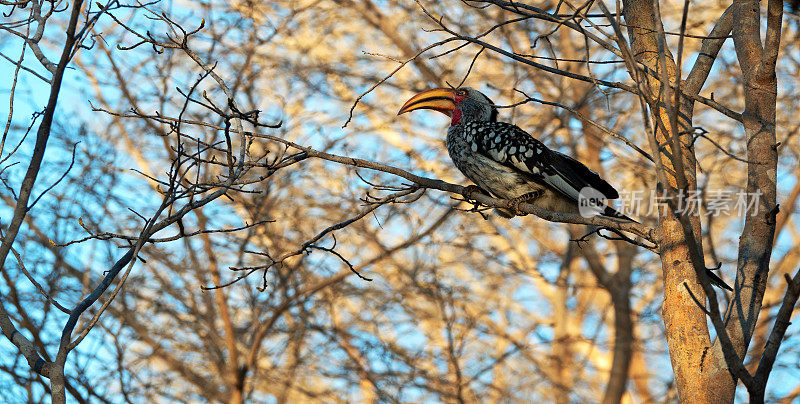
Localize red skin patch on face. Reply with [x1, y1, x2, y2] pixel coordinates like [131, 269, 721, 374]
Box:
[451, 108, 462, 126]
[451, 92, 466, 126]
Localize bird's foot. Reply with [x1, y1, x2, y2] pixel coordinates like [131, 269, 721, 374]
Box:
[462, 185, 485, 202]
[508, 190, 543, 216]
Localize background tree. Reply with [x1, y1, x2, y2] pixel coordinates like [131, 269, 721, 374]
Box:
[1, 0, 800, 403]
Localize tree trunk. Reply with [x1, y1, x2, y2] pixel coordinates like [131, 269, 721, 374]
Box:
[707, 0, 781, 400]
[622, 0, 724, 401]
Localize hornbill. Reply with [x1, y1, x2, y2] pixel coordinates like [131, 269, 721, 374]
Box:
[398, 87, 733, 291]
[398, 87, 628, 219]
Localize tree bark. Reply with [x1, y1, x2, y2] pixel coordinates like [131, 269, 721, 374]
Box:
[621, 0, 721, 401]
[707, 0, 781, 400]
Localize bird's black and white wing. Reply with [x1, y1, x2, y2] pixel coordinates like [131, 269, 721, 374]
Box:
[461, 121, 619, 202]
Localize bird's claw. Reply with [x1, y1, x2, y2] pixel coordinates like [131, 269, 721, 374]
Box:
[462, 185, 484, 202]
[508, 200, 528, 216]
[508, 190, 543, 216]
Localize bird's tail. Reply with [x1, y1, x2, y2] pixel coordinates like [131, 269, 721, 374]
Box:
[706, 269, 733, 291]
[601, 205, 638, 223]
[600, 206, 733, 291]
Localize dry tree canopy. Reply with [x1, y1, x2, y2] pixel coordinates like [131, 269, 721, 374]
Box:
[0, 0, 799, 403]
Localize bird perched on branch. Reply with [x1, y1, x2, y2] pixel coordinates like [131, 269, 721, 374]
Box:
[398, 87, 629, 220]
[398, 87, 734, 291]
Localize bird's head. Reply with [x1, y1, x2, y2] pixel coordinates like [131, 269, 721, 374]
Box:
[398, 87, 497, 126]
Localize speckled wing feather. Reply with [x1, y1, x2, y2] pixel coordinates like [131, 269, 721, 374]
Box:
[460, 121, 619, 201]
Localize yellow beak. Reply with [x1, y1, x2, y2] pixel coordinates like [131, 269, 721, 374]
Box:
[397, 88, 456, 117]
